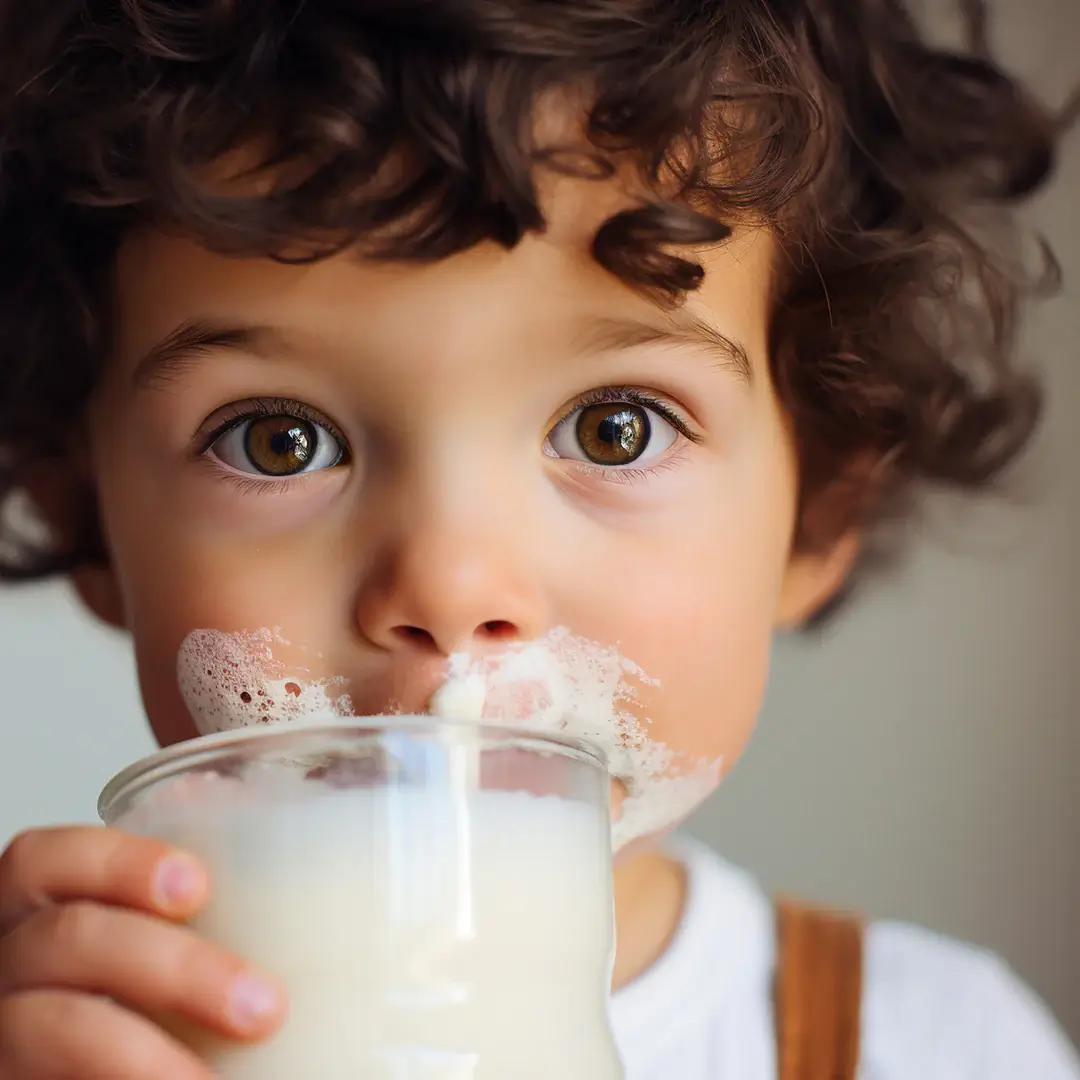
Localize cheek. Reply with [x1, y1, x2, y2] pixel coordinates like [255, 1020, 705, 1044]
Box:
[99, 491, 354, 748]
[644, 604, 772, 767]
[600, 538, 779, 769]
[568, 429, 796, 774]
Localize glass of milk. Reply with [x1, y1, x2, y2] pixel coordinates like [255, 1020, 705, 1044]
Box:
[99, 719, 624, 1080]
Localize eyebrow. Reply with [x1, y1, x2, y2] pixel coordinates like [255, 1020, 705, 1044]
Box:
[133, 310, 755, 390]
[577, 314, 754, 384]
[132, 319, 289, 389]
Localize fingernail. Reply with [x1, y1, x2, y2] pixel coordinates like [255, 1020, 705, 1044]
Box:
[154, 855, 204, 909]
[230, 973, 281, 1030]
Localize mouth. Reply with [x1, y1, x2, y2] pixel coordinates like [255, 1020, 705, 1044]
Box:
[177, 626, 718, 850]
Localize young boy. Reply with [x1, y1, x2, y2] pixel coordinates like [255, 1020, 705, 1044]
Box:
[0, 0, 1076, 1077]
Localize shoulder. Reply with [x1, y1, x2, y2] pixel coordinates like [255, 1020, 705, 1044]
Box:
[653, 841, 1079, 1080]
[862, 919, 1080, 1079]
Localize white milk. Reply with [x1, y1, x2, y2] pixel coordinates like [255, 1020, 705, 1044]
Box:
[118, 782, 623, 1080]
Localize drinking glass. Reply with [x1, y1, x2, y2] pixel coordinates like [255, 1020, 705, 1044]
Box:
[99, 719, 624, 1079]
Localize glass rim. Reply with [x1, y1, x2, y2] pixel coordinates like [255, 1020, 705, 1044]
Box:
[98, 716, 609, 821]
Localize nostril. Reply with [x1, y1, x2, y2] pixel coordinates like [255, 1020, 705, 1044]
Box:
[389, 622, 517, 652]
[393, 625, 437, 649]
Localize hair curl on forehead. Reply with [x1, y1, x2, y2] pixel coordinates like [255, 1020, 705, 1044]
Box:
[0, 0, 1074, 601]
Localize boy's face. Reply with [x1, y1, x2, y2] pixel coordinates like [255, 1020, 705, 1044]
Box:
[79, 173, 850, 845]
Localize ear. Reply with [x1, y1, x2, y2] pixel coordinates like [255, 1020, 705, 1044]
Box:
[20, 457, 127, 630]
[776, 450, 884, 628]
[775, 528, 861, 629]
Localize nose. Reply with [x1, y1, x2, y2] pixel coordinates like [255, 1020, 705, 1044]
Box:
[354, 504, 550, 658]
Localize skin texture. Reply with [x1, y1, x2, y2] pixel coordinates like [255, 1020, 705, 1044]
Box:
[0, 171, 855, 1074]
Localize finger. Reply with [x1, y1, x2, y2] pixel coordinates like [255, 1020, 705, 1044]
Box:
[0, 901, 285, 1040]
[0, 988, 214, 1080]
[0, 827, 207, 932]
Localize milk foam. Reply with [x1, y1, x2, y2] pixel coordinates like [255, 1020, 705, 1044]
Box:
[430, 628, 720, 849]
[177, 628, 353, 734]
[176, 626, 720, 849]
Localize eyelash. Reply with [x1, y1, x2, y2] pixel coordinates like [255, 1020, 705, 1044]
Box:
[194, 386, 697, 494]
[568, 448, 692, 487]
[196, 396, 349, 457]
[550, 385, 700, 485]
[194, 397, 349, 496]
[552, 386, 700, 445]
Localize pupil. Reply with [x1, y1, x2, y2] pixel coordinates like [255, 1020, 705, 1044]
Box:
[598, 414, 637, 455]
[270, 430, 300, 457]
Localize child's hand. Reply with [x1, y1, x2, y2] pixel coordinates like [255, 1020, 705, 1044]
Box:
[0, 826, 285, 1079]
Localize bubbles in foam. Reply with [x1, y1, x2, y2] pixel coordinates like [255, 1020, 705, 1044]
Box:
[177, 628, 352, 736]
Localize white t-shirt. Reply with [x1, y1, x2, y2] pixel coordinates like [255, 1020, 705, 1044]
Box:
[611, 839, 1080, 1080]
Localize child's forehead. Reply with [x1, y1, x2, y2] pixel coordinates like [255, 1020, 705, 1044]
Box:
[99, 221, 775, 421]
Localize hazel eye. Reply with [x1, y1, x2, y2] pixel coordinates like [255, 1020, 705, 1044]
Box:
[547, 401, 678, 467]
[209, 414, 346, 477]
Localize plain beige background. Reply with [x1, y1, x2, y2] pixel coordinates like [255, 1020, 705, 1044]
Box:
[1, 0, 1077, 1046]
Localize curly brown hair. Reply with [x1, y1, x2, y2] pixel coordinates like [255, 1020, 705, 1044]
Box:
[0, 0, 1074, 589]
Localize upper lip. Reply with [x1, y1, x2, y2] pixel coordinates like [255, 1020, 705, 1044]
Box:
[338, 655, 459, 717]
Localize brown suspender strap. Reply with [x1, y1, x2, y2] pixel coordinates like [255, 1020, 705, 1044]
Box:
[775, 897, 865, 1080]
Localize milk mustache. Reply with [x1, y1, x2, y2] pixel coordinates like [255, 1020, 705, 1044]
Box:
[101, 724, 624, 1080]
